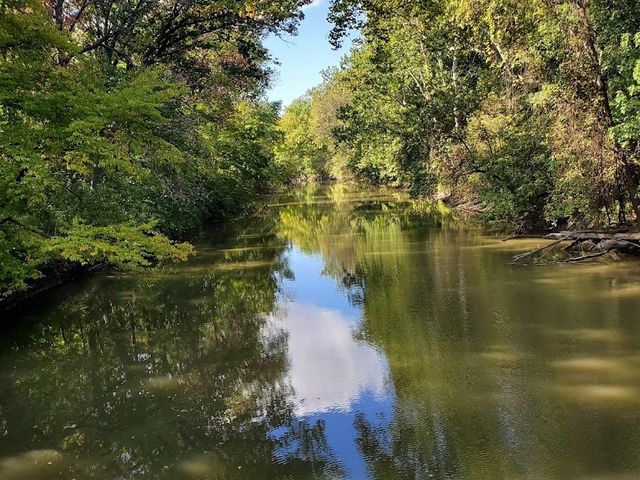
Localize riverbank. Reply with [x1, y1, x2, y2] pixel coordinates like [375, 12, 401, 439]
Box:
[508, 229, 640, 265]
[6, 183, 639, 311]
[0, 183, 353, 311]
[0, 192, 277, 312]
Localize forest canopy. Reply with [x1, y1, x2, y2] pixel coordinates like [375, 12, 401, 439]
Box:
[277, 0, 640, 232]
[0, 0, 311, 297]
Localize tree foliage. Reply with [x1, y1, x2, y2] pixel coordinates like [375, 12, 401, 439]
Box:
[275, 69, 352, 183]
[0, 0, 309, 298]
[285, 0, 640, 231]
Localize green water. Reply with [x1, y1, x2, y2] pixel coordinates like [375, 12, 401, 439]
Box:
[3, 186, 640, 480]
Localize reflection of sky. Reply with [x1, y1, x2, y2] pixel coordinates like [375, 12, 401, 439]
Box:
[281, 249, 359, 321]
[268, 247, 395, 478]
[276, 303, 387, 416]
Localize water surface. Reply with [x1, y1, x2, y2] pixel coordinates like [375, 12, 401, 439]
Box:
[3, 186, 640, 479]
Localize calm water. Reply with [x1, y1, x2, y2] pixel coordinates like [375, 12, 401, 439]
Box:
[3, 186, 640, 480]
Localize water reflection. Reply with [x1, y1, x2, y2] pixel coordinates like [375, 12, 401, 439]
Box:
[270, 302, 388, 416]
[0, 216, 341, 479]
[3, 186, 640, 479]
[265, 246, 394, 479]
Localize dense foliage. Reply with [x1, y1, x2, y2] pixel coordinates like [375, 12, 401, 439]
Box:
[277, 0, 640, 232]
[0, 0, 310, 298]
[4, 0, 640, 298]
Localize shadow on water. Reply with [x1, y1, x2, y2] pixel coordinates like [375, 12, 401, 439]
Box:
[3, 185, 640, 479]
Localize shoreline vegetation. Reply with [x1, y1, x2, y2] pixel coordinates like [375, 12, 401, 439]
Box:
[3, 0, 640, 304]
[273, 0, 640, 264]
[277, 0, 640, 231]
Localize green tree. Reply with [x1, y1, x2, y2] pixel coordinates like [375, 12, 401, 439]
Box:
[317, 0, 640, 230]
[0, 0, 308, 299]
[275, 98, 327, 182]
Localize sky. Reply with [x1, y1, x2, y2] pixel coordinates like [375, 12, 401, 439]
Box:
[264, 0, 356, 107]
[268, 247, 394, 479]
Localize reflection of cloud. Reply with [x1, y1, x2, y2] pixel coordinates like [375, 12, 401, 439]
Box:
[269, 303, 387, 416]
[302, 0, 322, 10]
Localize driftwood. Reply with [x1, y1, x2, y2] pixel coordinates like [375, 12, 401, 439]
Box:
[560, 251, 609, 263]
[545, 231, 640, 242]
[455, 201, 488, 214]
[511, 236, 570, 263]
[510, 230, 640, 264]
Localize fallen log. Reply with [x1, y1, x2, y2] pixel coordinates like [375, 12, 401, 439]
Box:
[510, 230, 640, 264]
[511, 235, 570, 263]
[501, 234, 549, 242]
[560, 251, 609, 263]
[545, 231, 610, 241]
[598, 239, 640, 254]
[545, 231, 640, 242]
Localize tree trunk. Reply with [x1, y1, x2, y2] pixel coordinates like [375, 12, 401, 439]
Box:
[54, 0, 65, 29]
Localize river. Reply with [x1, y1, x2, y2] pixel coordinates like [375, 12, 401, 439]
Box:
[2, 186, 640, 479]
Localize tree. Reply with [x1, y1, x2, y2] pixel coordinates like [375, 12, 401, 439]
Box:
[315, 0, 640, 230]
[0, 0, 307, 298]
[275, 98, 327, 182]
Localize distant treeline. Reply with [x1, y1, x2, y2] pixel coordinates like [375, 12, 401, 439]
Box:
[0, 0, 310, 298]
[276, 0, 640, 232]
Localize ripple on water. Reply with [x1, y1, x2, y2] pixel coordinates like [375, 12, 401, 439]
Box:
[212, 260, 276, 272]
[144, 375, 184, 394]
[550, 328, 623, 343]
[551, 357, 629, 373]
[595, 283, 640, 299]
[551, 354, 640, 382]
[549, 384, 639, 407]
[178, 455, 229, 478]
[479, 351, 520, 365]
[0, 450, 64, 480]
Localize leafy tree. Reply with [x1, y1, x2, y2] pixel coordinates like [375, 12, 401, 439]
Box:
[294, 0, 640, 231]
[275, 98, 327, 182]
[0, 0, 307, 299]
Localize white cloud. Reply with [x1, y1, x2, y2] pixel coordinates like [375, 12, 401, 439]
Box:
[266, 303, 388, 417]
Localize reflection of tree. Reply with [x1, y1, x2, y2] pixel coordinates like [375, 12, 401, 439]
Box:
[349, 218, 640, 479]
[6, 187, 640, 479]
[276, 185, 458, 308]
[278, 186, 640, 480]
[0, 220, 342, 479]
[276, 419, 344, 479]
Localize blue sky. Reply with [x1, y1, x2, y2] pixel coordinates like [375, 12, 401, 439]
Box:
[264, 0, 355, 107]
